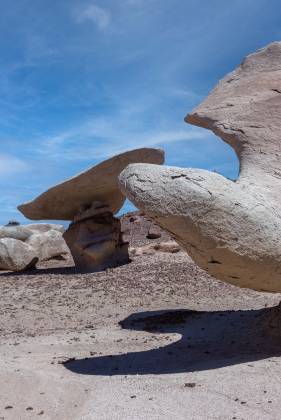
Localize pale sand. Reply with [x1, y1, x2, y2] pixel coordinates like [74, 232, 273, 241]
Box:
[0, 214, 281, 419]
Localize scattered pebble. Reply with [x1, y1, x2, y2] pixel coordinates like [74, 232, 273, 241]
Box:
[184, 383, 196, 388]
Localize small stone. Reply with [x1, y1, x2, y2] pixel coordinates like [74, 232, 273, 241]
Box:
[184, 383, 196, 388]
[146, 230, 161, 239]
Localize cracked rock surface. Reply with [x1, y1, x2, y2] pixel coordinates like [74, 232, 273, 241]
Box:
[119, 42, 281, 292]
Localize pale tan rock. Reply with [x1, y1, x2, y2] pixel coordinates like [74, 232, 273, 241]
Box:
[18, 148, 164, 221]
[63, 212, 129, 272]
[0, 223, 68, 269]
[26, 230, 69, 261]
[0, 226, 32, 241]
[130, 241, 181, 256]
[73, 202, 110, 223]
[18, 148, 164, 272]
[0, 238, 38, 271]
[119, 42, 281, 292]
[27, 223, 65, 234]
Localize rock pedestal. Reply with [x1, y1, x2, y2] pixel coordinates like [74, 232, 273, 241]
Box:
[63, 211, 129, 273]
[18, 148, 164, 272]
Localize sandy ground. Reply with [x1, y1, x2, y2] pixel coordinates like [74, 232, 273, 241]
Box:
[0, 213, 281, 420]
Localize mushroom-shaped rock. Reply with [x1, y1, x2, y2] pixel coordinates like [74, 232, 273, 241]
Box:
[18, 148, 164, 272]
[119, 42, 281, 293]
[18, 148, 164, 220]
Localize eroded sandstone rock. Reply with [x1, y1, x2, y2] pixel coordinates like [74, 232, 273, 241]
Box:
[64, 211, 129, 272]
[0, 238, 38, 271]
[119, 42, 281, 292]
[27, 223, 65, 234]
[0, 226, 33, 241]
[0, 223, 68, 271]
[18, 148, 164, 221]
[18, 148, 164, 272]
[26, 229, 69, 261]
[130, 241, 181, 256]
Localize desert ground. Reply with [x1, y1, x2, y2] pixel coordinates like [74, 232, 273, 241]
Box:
[0, 213, 281, 420]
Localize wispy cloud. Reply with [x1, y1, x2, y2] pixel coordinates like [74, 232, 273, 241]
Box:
[41, 125, 209, 161]
[0, 155, 28, 176]
[74, 3, 111, 30]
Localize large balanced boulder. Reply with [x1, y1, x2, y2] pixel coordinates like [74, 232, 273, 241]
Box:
[18, 148, 164, 272]
[18, 148, 164, 221]
[119, 42, 281, 293]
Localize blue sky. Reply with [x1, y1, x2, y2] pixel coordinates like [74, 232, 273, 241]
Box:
[0, 0, 280, 224]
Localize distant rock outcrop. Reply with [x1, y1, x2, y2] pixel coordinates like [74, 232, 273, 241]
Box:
[26, 229, 69, 262]
[0, 224, 68, 271]
[119, 42, 281, 293]
[130, 241, 181, 256]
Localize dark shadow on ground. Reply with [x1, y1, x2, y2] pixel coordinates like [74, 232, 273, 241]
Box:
[0, 265, 77, 276]
[0, 259, 133, 276]
[64, 306, 281, 376]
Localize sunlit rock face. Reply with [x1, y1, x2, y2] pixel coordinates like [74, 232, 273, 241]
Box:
[119, 42, 281, 293]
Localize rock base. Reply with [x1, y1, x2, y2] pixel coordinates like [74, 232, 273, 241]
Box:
[63, 212, 129, 273]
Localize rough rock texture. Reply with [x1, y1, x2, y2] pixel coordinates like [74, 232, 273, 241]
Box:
[63, 212, 129, 272]
[18, 148, 164, 221]
[0, 238, 38, 271]
[0, 223, 68, 271]
[26, 229, 69, 261]
[27, 223, 65, 234]
[130, 240, 181, 256]
[0, 226, 33, 241]
[119, 42, 281, 293]
[18, 148, 164, 272]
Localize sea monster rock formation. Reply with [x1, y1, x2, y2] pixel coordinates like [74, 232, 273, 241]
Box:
[18, 148, 164, 272]
[119, 42, 281, 293]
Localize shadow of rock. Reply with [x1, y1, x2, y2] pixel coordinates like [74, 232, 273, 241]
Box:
[0, 259, 132, 276]
[0, 265, 77, 276]
[64, 306, 281, 376]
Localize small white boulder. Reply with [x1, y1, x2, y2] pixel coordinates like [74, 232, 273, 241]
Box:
[0, 238, 38, 271]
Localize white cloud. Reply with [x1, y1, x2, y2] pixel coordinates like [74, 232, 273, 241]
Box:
[74, 3, 111, 30]
[39, 119, 209, 162]
[0, 155, 28, 176]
